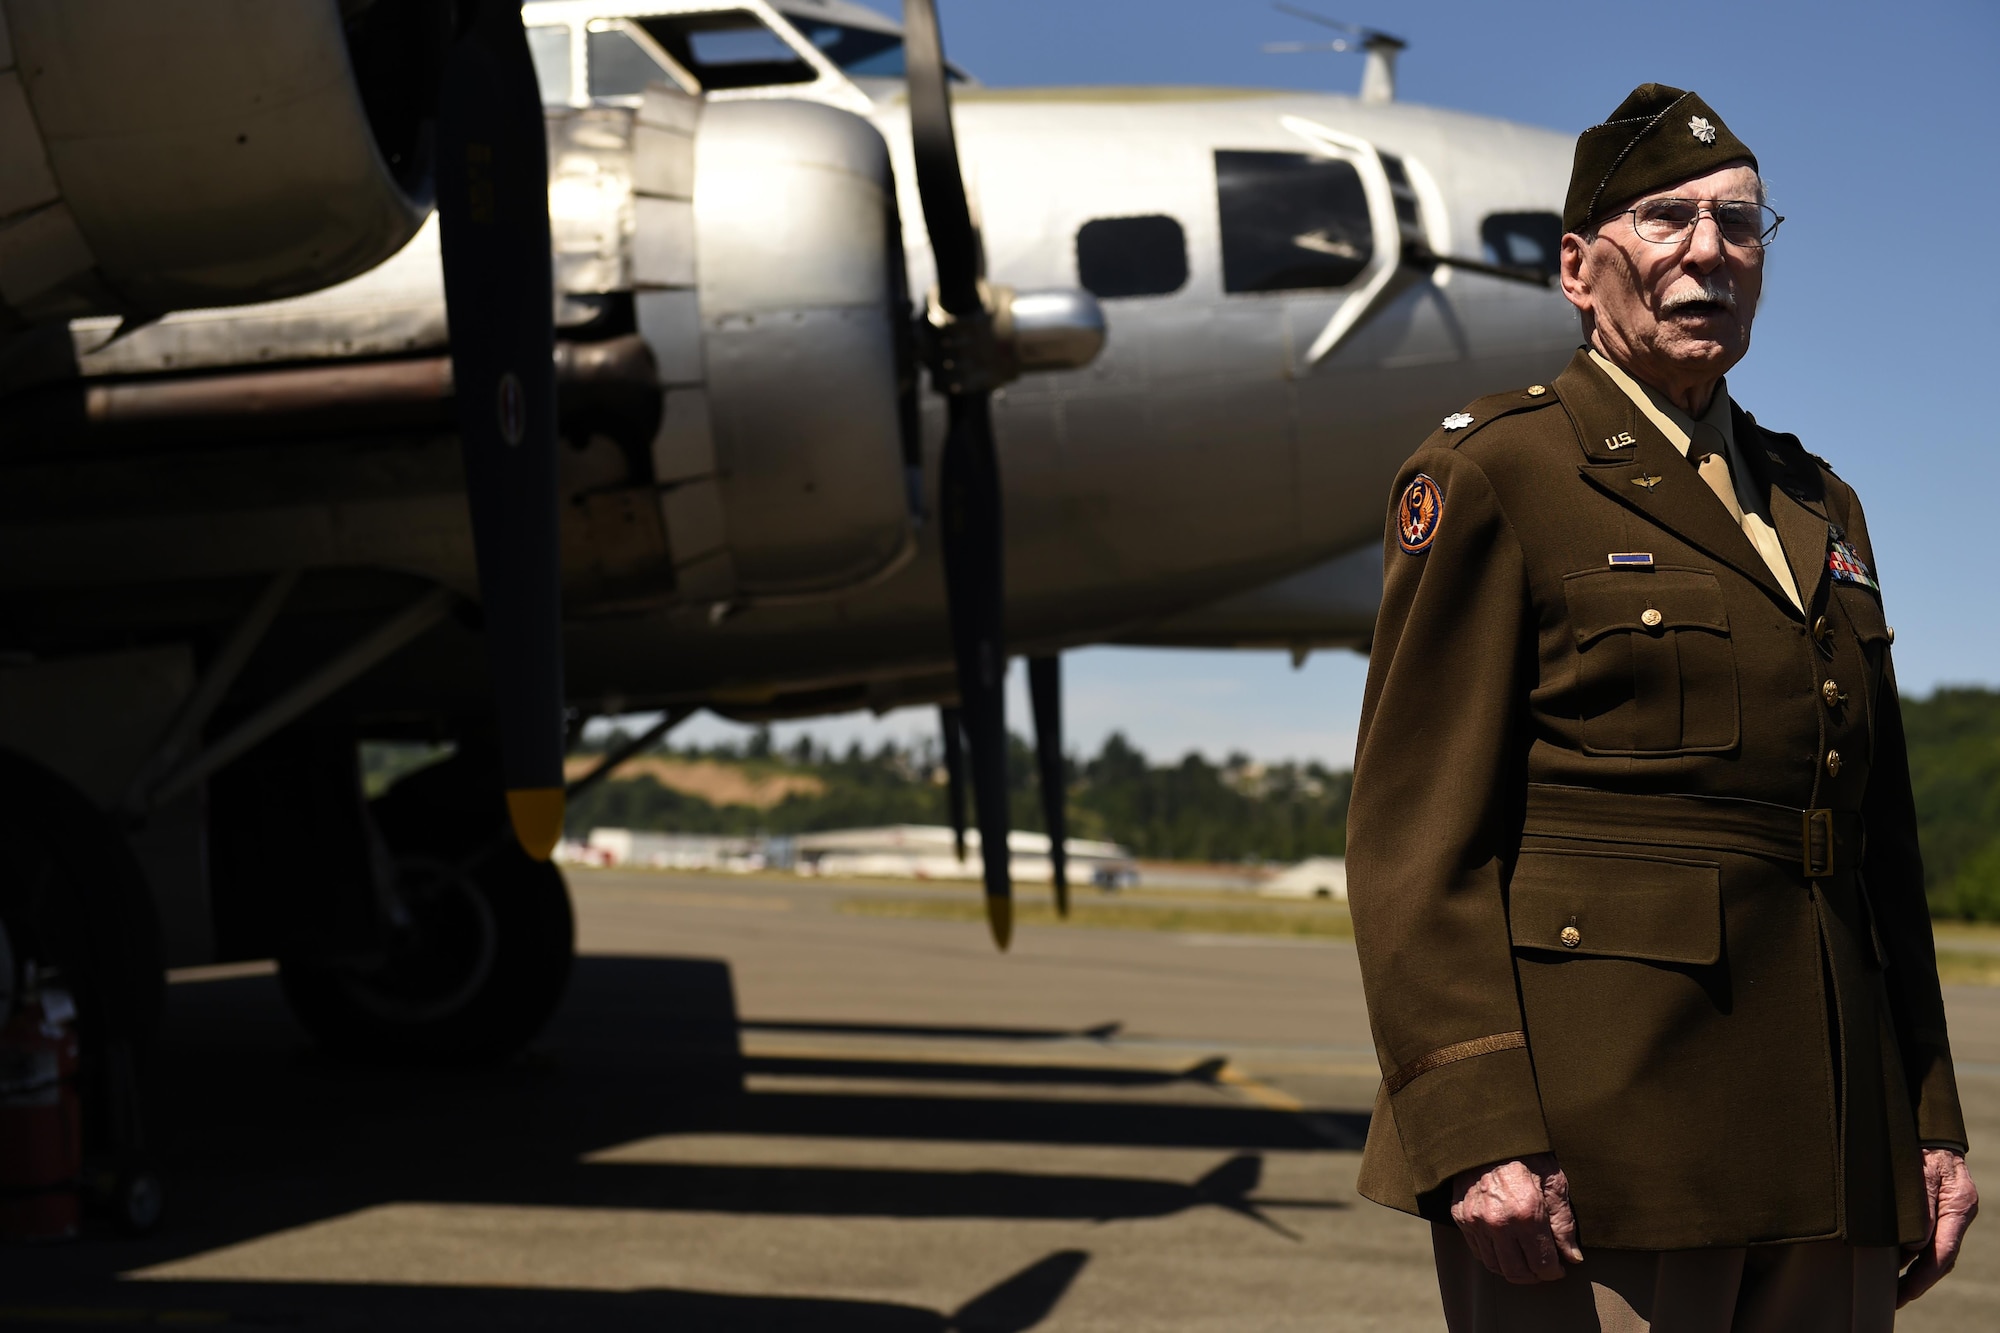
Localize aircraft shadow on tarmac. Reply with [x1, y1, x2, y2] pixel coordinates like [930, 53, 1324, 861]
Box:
[0, 956, 1370, 1330]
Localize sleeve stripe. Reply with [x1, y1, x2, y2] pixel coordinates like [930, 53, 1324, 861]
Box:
[1383, 1031, 1528, 1095]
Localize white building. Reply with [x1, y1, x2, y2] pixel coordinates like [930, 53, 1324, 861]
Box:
[794, 825, 1137, 888]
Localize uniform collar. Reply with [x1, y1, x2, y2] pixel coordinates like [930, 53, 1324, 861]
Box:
[1585, 348, 1732, 463]
[1556, 349, 1799, 614]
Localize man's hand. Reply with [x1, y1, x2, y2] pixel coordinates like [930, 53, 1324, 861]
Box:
[1898, 1148, 1978, 1308]
[1450, 1152, 1583, 1284]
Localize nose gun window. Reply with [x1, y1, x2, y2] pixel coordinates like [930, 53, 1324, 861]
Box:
[587, 27, 672, 99]
[634, 12, 817, 90]
[527, 26, 572, 105]
[1215, 151, 1373, 293]
[1076, 216, 1189, 299]
[1479, 212, 1562, 278]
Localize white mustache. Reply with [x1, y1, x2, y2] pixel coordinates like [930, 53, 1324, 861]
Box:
[1660, 281, 1737, 315]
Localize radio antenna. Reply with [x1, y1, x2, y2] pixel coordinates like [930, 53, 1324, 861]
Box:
[1264, 5, 1406, 103]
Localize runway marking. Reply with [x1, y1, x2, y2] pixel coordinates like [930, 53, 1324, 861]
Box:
[1208, 1060, 1305, 1113]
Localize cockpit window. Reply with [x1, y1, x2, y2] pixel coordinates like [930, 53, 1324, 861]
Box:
[1216, 150, 1373, 294]
[789, 19, 906, 77]
[587, 25, 673, 99]
[633, 12, 817, 90]
[1481, 212, 1562, 278]
[527, 26, 572, 104]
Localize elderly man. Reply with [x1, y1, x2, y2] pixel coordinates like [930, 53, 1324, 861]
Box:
[1346, 84, 1977, 1331]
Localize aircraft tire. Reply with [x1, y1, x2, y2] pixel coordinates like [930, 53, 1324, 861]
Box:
[277, 836, 574, 1064]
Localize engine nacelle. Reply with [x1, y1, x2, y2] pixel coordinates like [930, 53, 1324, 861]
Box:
[0, 0, 440, 324]
[645, 96, 911, 605]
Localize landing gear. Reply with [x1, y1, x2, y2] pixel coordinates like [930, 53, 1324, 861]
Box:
[278, 749, 574, 1063]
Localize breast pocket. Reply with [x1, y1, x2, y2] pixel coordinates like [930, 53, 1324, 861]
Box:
[1563, 567, 1739, 756]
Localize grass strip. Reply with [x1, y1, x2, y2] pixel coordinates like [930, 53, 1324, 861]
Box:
[1934, 950, 2000, 987]
[838, 895, 1354, 940]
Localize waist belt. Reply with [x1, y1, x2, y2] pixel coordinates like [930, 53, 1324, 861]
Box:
[1524, 785, 1863, 879]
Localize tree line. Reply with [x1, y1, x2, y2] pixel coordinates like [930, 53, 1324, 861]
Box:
[563, 686, 2000, 918]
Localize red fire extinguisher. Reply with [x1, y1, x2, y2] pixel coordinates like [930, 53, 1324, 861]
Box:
[0, 963, 83, 1241]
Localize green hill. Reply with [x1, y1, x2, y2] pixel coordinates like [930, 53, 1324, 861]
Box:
[1900, 688, 2000, 919]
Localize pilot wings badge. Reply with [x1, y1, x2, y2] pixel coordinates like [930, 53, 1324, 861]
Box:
[1398, 474, 1444, 554]
[1827, 533, 1880, 592]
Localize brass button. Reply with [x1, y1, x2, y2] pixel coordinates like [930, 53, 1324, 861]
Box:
[1821, 679, 1840, 706]
[1641, 608, 1663, 628]
[1887, 626, 1896, 645]
[1826, 750, 1842, 777]
[1527, 384, 1548, 397]
[1560, 925, 1582, 949]
[1812, 615, 1831, 641]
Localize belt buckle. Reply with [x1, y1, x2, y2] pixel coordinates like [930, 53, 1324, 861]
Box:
[1802, 808, 1835, 878]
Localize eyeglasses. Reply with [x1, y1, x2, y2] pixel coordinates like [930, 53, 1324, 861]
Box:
[1617, 198, 1784, 248]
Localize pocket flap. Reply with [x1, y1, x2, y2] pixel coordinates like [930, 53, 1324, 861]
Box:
[1834, 584, 1890, 644]
[1509, 849, 1721, 965]
[1564, 568, 1730, 648]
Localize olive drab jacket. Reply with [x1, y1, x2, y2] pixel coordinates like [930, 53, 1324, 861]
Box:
[1347, 349, 1967, 1251]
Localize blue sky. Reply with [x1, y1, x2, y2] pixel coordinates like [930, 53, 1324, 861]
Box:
[664, 0, 2000, 767]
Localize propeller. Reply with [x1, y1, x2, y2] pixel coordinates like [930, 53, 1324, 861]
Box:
[435, 1, 566, 861]
[939, 704, 969, 864]
[904, 0, 1014, 950]
[1027, 655, 1068, 916]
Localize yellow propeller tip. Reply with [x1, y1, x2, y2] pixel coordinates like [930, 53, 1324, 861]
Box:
[505, 786, 566, 861]
[986, 895, 1013, 952]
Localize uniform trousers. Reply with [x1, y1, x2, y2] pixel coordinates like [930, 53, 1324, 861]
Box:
[1431, 1225, 1900, 1332]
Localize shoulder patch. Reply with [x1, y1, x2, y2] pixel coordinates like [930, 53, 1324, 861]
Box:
[1397, 474, 1444, 553]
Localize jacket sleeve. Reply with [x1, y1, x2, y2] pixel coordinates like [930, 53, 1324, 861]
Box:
[1847, 502, 1969, 1151]
[1347, 446, 1549, 1196]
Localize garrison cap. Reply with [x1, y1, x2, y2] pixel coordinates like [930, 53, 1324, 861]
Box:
[1563, 84, 1756, 234]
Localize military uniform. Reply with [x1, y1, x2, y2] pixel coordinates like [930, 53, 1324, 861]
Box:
[1348, 347, 1966, 1250]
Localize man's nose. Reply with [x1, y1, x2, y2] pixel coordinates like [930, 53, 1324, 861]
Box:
[1684, 213, 1727, 270]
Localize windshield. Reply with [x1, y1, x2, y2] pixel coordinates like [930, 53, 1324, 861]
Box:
[788, 19, 906, 77]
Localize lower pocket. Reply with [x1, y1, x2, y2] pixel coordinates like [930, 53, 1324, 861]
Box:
[1509, 848, 1720, 964]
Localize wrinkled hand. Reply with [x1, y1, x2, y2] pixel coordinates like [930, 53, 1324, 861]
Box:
[1450, 1153, 1583, 1284]
[1898, 1148, 1978, 1308]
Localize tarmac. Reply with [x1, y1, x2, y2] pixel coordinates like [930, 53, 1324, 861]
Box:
[2, 868, 1995, 1330]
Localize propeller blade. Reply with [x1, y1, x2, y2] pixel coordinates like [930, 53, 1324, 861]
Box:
[436, 0, 565, 860]
[939, 704, 968, 863]
[901, 0, 980, 316]
[1027, 654, 1068, 916]
[905, 0, 1013, 949]
[938, 393, 1011, 950]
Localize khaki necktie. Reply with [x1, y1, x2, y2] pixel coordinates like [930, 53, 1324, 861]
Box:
[1694, 448, 1745, 523]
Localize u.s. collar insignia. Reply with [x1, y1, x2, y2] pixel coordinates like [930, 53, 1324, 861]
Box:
[1689, 115, 1716, 145]
[1828, 533, 1880, 593]
[1398, 474, 1444, 554]
[1441, 412, 1474, 431]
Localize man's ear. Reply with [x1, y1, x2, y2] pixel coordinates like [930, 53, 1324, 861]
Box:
[1559, 233, 1593, 317]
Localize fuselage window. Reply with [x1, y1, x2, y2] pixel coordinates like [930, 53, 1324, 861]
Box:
[1075, 215, 1189, 299]
[587, 25, 672, 99]
[1216, 150, 1373, 293]
[527, 25, 572, 105]
[634, 12, 817, 90]
[1480, 212, 1562, 278]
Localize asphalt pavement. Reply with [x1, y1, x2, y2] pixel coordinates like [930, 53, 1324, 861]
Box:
[2, 868, 1995, 1330]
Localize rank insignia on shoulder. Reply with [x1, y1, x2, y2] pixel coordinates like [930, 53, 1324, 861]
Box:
[1397, 474, 1444, 553]
[1441, 412, 1474, 431]
[1828, 534, 1880, 592]
[1608, 552, 1654, 567]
